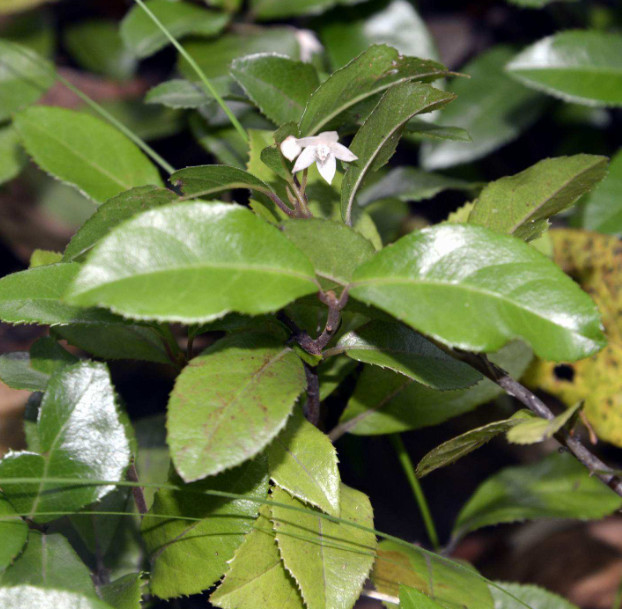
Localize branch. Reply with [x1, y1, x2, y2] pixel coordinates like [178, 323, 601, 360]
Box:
[127, 461, 148, 516]
[460, 352, 622, 497]
[304, 364, 321, 427]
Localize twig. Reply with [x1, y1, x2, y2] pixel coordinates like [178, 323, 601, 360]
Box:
[265, 191, 297, 218]
[304, 364, 321, 427]
[459, 352, 622, 497]
[127, 462, 148, 516]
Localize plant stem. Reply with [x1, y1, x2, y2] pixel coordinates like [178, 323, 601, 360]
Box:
[304, 364, 321, 427]
[126, 461, 148, 516]
[390, 434, 440, 551]
[133, 0, 248, 144]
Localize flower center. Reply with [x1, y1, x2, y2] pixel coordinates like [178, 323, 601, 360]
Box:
[316, 145, 331, 163]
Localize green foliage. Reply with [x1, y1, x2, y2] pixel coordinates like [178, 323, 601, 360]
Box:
[581, 148, 622, 234]
[14, 107, 163, 203]
[507, 31, 622, 107]
[0, 494, 28, 572]
[0, 587, 114, 609]
[0, 125, 26, 185]
[453, 453, 622, 539]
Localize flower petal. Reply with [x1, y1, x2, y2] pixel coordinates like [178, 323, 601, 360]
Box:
[280, 136, 302, 161]
[317, 154, 336, 185]
[331, 142, 358, 163]
[297, 131, 339, 147]
[292, 146, 317, 173]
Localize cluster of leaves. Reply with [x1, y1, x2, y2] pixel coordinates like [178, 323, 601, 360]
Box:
[0, 1, 621, 609]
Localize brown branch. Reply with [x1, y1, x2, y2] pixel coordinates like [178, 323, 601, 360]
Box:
[127, 461, 148, 516]
[304, 364, 321, 427]
[265, 191, 297, 218]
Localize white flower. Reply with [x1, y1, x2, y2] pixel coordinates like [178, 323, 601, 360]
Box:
[280, 131, 358, 185]
[295, 29, 323, 62]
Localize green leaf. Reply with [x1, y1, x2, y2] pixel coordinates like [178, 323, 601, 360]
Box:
[99, 574, 142, 609]
[581, 148, 622, 234]
[0, 125, 27, 185]
[271, 485, 376, 609]
[0, 493, 28, 572]
[146, 77, 240, 109]
[415, 411, 533, 478]
[358, 167, 476, 207]
[453, 452, 622, 539]
[421, 46, 546, 170]
[337, 320, 482, 390]
[64, 20, 137, 81]
[322, 0, 438, 69]
[341, 82, 454, 223]
[350, 223, 606, 362]
[507, 31, 622, 107]
[120, 0, 230, 59]
[142, 457, 269, 599]
[468, 155, 608, 241]
[180, 29, 300, 80]
[0, 40, 55, 122]
[298, 45, 449, 137]
[14, 107, 163, 203]
[65, 202, 317, 323]
[405, 120, 472, 143]
[0, 11, 55, 57]
[268, 409, 340, 516]
[231, 54, 320, 125]
[250, 0, 361, 19]
[488, 582, 579, 609]
[168, 332, 306, 481]
[282, 218, 375, 290]
[507, 0, 577, 6]
[30, 250, 63, 268]
[0, 531, 95, 596]
[0, 352, 49, 391]
[0, 361, 131, 522]
[63, 186, 177, 262]
[0, 587, 114, 609]
[401, 586, 446, 609]
[53, 323, 171, 365]
[318, 357, 357, 401]
[29, 337, 78, 376]
[172, 164, 275, 200]
[372, 540, 493, 609]
[0, 263, 120, 326]
[210, 505, 305, 609]
[506, 401, 582, 445]
[337, 341, 533, 436]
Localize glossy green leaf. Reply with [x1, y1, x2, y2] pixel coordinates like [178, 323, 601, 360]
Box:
[581, 148, 622, 234]
[168, 332, 306, 481]
[63, 186, 176, 262]
[358, 167, 476, 207]
[342, 82, 454, 223]
[251, 0, 361, 19]
[146, 77, 240, 109]
[401, 586, 445, 609]
[0, 493, 28, 572]
[180, 29, 300, 80]
[120, 0, 229, 59]
[469, 155, 608, 241]
[271, 485, 376, 609]
[282, 218, 375, 290]
[210, 505, 305, 609]
[337, 341, 533, 436]
[0, 40, 55, 122]
[372, 540, 493, 609]
[350, 223, 605, 361]
[405, 120, 472, 143]
[337, 321, 481, 390]
[0, 587, 114, 609]
[453, 452, 622, 539]
[0, 362, 131, 522]
[0, 125, 26, 185]
[322, 0, 438, 69]
[421, 47, 546, 170]
[142, 457, 269, 599]
[64, 21, 137, 81]
[99, 574, 142, 609]
[53, 323, 171, 365]
[0, 352, 49, 391]
[0, 263, 119, 326]
[507, 31, 622, 107]
[506, 401, 582, 445]
[66, 202, 316, 322]
[29, 337, 78, 376]
[14, 107, 163, 203]
[268, 408, 340, 515]
[172, 164, 275, 200]
[416, 411, 533, 478]
[231, 54, 320, 125]
[299, 45, 449, 137]
[0, 531, 95, 595]
[489, 582, 579, 609]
